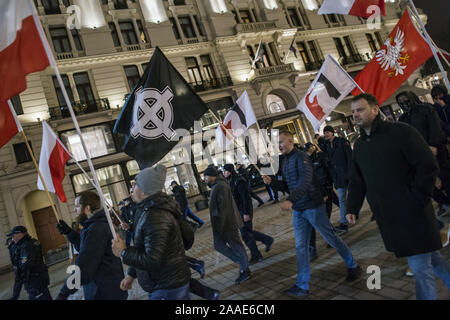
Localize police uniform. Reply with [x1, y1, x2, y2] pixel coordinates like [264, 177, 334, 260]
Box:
[9, 227, 52, 300]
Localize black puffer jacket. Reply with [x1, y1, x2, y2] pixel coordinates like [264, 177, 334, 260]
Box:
[122, 193, 190, 293]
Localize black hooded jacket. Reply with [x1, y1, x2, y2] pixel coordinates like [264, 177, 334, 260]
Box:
[122, 193, 190, 293]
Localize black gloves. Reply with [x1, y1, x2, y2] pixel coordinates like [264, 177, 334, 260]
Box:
[56, 220, 73, 235]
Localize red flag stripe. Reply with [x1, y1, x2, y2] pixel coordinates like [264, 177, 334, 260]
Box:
[0, 15, 49, 101]
[0, 100, 19, 148]
[48, 142, 70, 202]
[348, 0, 386, 18]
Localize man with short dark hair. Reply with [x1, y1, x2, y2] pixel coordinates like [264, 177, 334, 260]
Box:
[223, 163, 274, 264]
[263, 131, 359, 297]
[323, 125, 353, 234]
[56, 191, 128, 300]
[431, 85, 450, 137]
[347, 93, 450, 300]
[8, 226, 51, 300]
[204, 166, 251, 284]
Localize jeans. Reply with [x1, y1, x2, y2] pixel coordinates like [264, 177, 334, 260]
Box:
[213, 232, 249, 272]
[148, 282, 190, 300]
[240, 220, 273, 260]
[185, 207, 204, 225]
[292, 204, 357, 291]
[407, 250, 450, 300]
[337, 187, 348, 225]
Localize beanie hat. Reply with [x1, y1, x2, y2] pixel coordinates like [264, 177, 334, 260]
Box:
[323, 125, 335, 134]
[135, 164, 167, 196]
[223, 163, 235, 173]
[203, 166, 218, 177]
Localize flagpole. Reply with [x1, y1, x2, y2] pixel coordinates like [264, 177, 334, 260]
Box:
[427, 37, 450, 68]
[209, 111, 265, 176]
[29, 1, 117, 238]
[254, 121, 277, 176]
[407, 1, 450, 90]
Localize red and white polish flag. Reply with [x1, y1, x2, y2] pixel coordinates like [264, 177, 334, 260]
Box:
[0, 100, 22, 148]
[0, 0, 50, 101]
[318, 0, 386, 19]
[37, 121, 71, 202]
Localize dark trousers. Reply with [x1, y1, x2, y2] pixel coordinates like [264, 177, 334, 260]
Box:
[250, 190, 264, 205]
[239, 220, 273, 259]
[28, 287, 52, 300]
[213, 232, 249, 272]
[189, 278, 217, 300]
[125, 231, 133, 247]
[434, 146, 450, 205]
[266, 185, 279, 200]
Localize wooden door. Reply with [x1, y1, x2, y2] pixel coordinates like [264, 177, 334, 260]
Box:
[32, 207, 67, 254]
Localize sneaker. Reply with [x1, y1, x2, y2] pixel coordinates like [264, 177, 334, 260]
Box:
[235, 268, 251, 284]
[440, 225, 449, 247]
[335, 224, 348, 234]
[193, 261, 205, 279]
[211, 290, 220, 300]
[249, 257, 263, 265]
[284, 285, 309, 297]
[346, 266, 362, 282]
[197, 222, 204, 229]
[405, 267, 414, 277]
[265, 238, 274, 252]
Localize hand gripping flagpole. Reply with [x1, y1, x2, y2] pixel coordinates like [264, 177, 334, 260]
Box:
[407, 1, 450, 90]
[7, 101, 61, 221]
[29, 1, 117, 238]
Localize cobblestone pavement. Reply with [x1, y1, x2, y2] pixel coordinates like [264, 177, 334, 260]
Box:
[1, 192, 449, 300]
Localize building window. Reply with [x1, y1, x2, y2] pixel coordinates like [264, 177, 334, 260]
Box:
[119, 21, 138, 45]
[288, 8, 301, 27]
[200, 55, 216, 81]
[52, 75, 75, 109]
[179, 16, 196, 39]
[14, 142, 33, 164]
[71, 29, 83, 51]
[375, 31, 384, 48]
[136, 19, 149, 44]
[297, 41, 311, 65]
[42, 0, 61, 15]
[256, 43, 272, 68]
[113, 0, 128, 10]
[169, 17, 181, 40]
[308, 41, 321, 62]
[334, 37, 347, 59]
[72, 164, 128, 207]
[60, 124, 117, 162]
[231, 10, 240, 24]
[73, 72, 96, 110]
[266, 94, 287, 114]
[50, 27, 71, 53]
[124, 65, 140, 91]
[173, 0, 186, 4]
[193, 15, 205, 37]
[109, 22, 121, 47]
[268, 42, 281, 65]
[366, 33, 377, 52]
[142, 63, 149, 73]
[239, 10, 253, 23]
[10, 95, 23, 115]
[185, 57, 203, 85]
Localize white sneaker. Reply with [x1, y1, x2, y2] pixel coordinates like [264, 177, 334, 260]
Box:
[441, 224, 450, 248]
[405, 267, 414, 277]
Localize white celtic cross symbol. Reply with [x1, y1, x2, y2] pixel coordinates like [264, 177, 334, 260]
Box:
[130, 86, 175, 141]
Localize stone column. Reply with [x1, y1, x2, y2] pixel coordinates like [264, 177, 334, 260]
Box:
[189, 14, 201, 39]
[67, 73, 80, 102]
[66, 27, 78, 57]
[113, 18, 127, 50]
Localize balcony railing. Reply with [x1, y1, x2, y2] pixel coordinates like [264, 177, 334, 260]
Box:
[49, 98, 111, 121]
[254, 63, 296, 77]
[236, 21, 277, 34]
[56, 52, 74, 60]
[189, 77, 233, 93]
[127, 44, 141, 51]
[304, 60, 325, 71]
[339, 54, 365, 66]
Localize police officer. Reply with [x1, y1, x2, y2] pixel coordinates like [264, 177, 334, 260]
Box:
[8, 226, 52, 300]
[6, 237, 23, 300]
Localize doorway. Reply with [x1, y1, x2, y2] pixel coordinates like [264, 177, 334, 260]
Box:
[32, 207, 67, 254]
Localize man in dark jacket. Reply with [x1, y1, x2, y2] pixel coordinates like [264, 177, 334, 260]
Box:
[8, 226, 51, 300]
[171, 181, 204, 228]
[204, 166, 251, 284]
[112, 165, 191, 300]
[236, 163, 265, 207]
[346, 93, 450, 300]
[263, 131, 359, 298]
[223, 164, 274, 264]
[431, 85, 450, 138]
[119, 196, 136, 247]
[56, 191, 128, 300]
[397, 91, 450, 247]
[6, 237, 23, 300]
[323, 125, 353, 234]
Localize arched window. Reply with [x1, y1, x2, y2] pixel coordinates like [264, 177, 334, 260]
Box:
[266, 94, 287, 114]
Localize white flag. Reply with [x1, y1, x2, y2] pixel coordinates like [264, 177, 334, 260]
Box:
[216, 90, 257, 148]
[296, 55, 357, 131]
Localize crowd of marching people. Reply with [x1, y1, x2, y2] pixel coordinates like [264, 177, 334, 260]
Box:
[5, 87, 450, 300]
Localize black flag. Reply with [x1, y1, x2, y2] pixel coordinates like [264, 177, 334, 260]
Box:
[113, 47, 209, 168]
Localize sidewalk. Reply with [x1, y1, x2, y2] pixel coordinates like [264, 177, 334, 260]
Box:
[1, 192, 449, 300]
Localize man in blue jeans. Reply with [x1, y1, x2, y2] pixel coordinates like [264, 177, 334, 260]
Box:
[323, 125, 353, 234]
[263, 131, 360, 297]
[346, 93, 450, 300]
